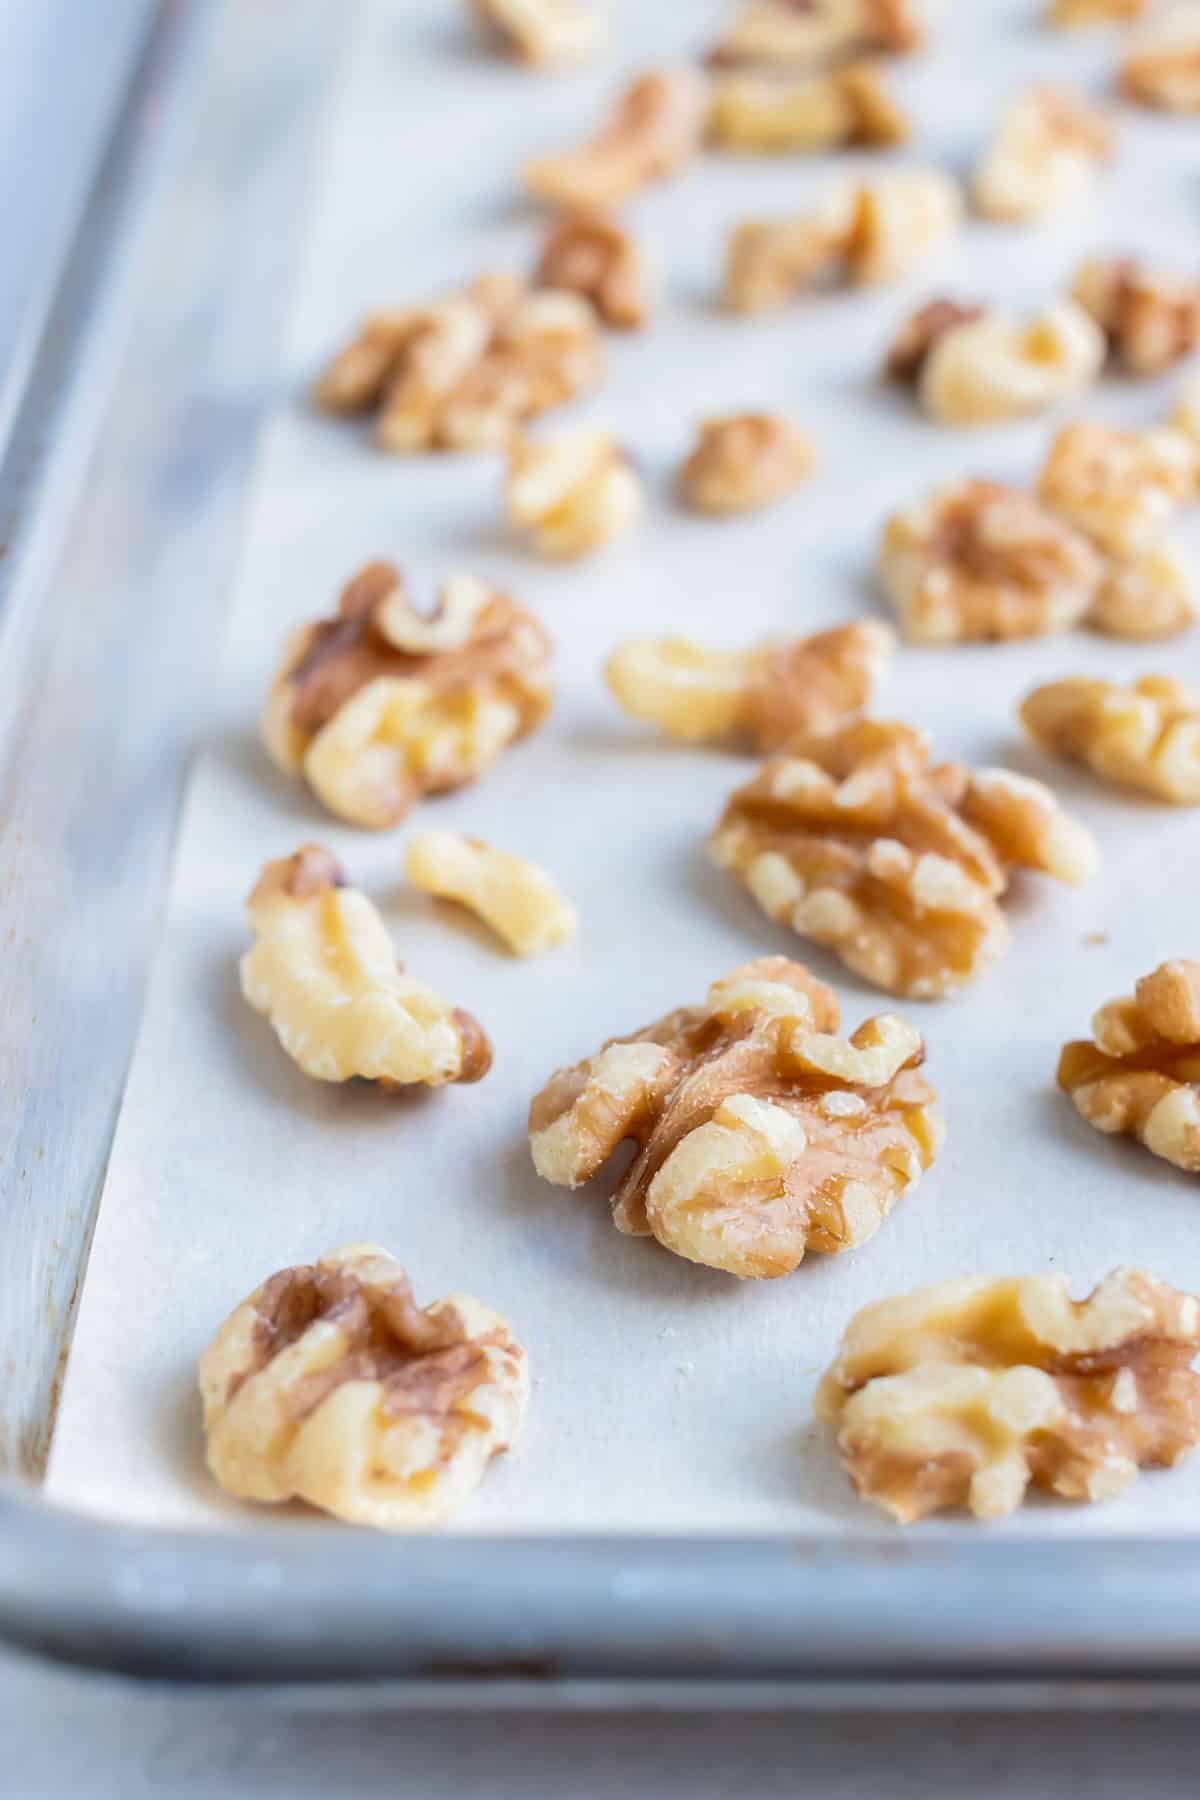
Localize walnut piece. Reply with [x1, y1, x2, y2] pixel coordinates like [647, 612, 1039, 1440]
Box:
[527, 956, 943, 1279]
[709, 719, 1096, 998]
[972, 87, 1114, 223]
[1088, 546, 1196, 641]
[314, 273, 602, 452]
[912, 300, 1104, 427]
[1049, 0, 1151, 20]
[707, 0, 923, 69]
[1037, 422, 1198, 558]
[1022, 674, 1200, 804]
[405, 831, 578, 956]
[534, 212, 653, 330]
[261, 563, 553, 829]
[200, 1245, 527, 1528]
[605, 620, 893, 750]
[816, 1268, 1200, 1522]
[678, 414, 816, 514]
[524, 68, 707, 210]
[884, 298, 986, 383]
[505, 429, 642, 559]
[708, 61, 909, 154]
[1072, 257, 1200, 377]
[467, 0, 602, 64]
[240, 847, 492, 1087]
[1059, 961, 1200, 1169]
[878, 479, 1104, 643]
[1121, 11, 1200, 112]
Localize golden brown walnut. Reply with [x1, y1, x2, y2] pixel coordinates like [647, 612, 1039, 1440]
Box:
[467, 0, 603, 64]
[972, 86, 1115, 223]
[1037, 422, 1198, 558]
[1088, 547, 1196, 641]
[707, 0, 923, 69]
[505, 429, 643, 559]
[405, 831, 578, 956]
[314, 274, 602, 452]
[707, 61, 909, 154]
[1072, 257, 1200, 377]
[240, 847, 493, 1087]
[261, 563, 553, 829]
[878, 479, 1104, 644]
[534, 212, 653, 330]
[909, 300, 1104, 427]
[1121, 11, 1200, 112]
[708, 719, 1097, 998]
[1059, 961, 1200, 1169]
[605, 620, 893, 750]
[527, 956, 943, 1278]
[1021, 674, 1200, 804]
[523, 68, 708, 210]
[1049, 0, 1151, 20]
[678, 414, 817, 514]
[816, 1268, 1200, 1522]
[200, 1245, 527, 1528]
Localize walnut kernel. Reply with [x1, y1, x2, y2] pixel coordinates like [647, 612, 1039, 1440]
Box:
[467, 0, 602, 64]
[534, 212, 652, 330]
[1023, 674, 1200, 804]
[972, 87, 1114, 223]
[1121, 11, 1200, 112]
[707, 0, 923, 69]
[505, 429, 642, 559]
[915, 300, 1104, 427]
[1037, 422, 1198, 558]
[524, 68, 707, 209]
[1059, 961, 1200, 1169]
[708, 61, 909, 153]
[1088, 546, 1196, 641]
[1072, 257, 1200, 377]
[405, 831, 578, 956]
[678, 414, 816, 514]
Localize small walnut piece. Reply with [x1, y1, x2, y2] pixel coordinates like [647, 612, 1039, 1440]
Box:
[1024, 675, 1200, 804]
[405, 831, 577, 956]
[200, 1245, 527, 1528]
[534, 213, 653, 330]
[505, 430, 642, 559]
[707, 0, 923, 69]
[708, 61, 909, 154]
[884, 299, 986, 383]
[844, 168, 963, 286]
[240, 847, 492, 1086]
[1121, 9, 1200, 112]
[524, 68, 707, 210]
[528, 956, 943, 1278]
[1059, 962, 1200, 1169]
[1089, 546, 1196, 641]
[261, 564, 553, 829]
[1049, 0, 1151, 20]
[878, 479, 1104, 644]
[709, 719, 1096, 998]
[679, 414, 816, 515]
[605, 621, 893, 750]
[467, 0, 602, 64]
[915, 300, 1104, 427]
[816, 1268, 1200, 1522]
[1072, 258, 1200, 377]
[973, 87, 1114, 223]
[1037, 422, 1198, 558]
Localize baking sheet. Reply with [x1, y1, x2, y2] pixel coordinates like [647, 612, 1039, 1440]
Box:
[48, 0, 1200, 1535]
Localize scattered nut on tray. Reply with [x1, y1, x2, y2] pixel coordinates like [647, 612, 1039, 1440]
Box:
[677, 414, 816, 514]
[1059, 960, 1200, 1170]
[885, 297, 1104, 426]
[1037, 421, 1197, 558]
[1072, 257, 1200, 376]
[708, 719, 1096, 998]
[707, 61, 909, 154]
[524, 67, 707, 209]
[240, 846, 493, 1087]
[405, 831, 578, 956]
[1089, 546, 1196, 642]
[1022, 675, 1200, 803]
[1049, 0, 1151, 22]
[534, 212, 653, 330]
[1121, 11, 1200, 113]
[527, 957, 943, 1279]
[706, 0, 924, 69]
[314, 272, 602, 452]
[200, 1245, 528, 1528]
[262, 563, 553, 829]
[816, 1269, 1200, 1522]
[466, 0, 603, 65]
[605, 620, 892, 749]
[505, 428, 642, 558]
[972, 86, 1114, 223]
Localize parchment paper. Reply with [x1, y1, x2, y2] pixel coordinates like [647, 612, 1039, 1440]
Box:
[49, 0, 1200, 1534]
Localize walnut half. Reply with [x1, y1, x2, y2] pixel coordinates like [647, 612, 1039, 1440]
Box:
[706, 0, 923, 69]
[505, 429, 643, 559]
[528, 957, 943, 1279]
[1021, 674, 1200, 805]
[524, 68, 708, 210]
[678, 414, 816, 515]
[1072, 257, 1200, 378]
[200, 1245, 528, 1528]
[1059, 960, 1200, 1170]
[707, 61, 909, 155]
[905, 300, 1105, 428]
[972, 86, 1114, 223]
[1037, 422, 1198, 559]
[816, 1268, 1200, 1522]
[534, 212, 653, 331]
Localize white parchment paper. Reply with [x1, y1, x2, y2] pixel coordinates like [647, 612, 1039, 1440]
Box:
[49, 0, 1200, 1535]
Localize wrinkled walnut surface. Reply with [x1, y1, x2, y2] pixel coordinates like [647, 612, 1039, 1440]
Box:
[534, 212, 652, 329]
[1037, 421, 1197, 559]
[1059, 960, 1200, 1170]
[678, 413, 816, 514]
[524, 67, 707, 209]
[1088, 546, 1196, 642]
[1022, 674, 1200, 804]
[1072, 257, 1200, 377]
[708, 60, 909, 154]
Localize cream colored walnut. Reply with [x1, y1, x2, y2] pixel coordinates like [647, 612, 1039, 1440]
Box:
[261, 563, 553, 829]
[706, 0, 923, 68]
[678, 414, 816, 514]
[914, 300, 1104, 427]
[1121, 9, 1200, 112]
[524, 68, 707, 209]
[1049, 0, 1151, 20]
[709, 719, 1096, 998]
[844, 168, 963, 285]
[200, 1245, 527, 1528]
[1088, 546, 1196, 641]
[314, 274, 602, 452]
[1037, 422, 1198, 558]
[240, 847, 492, 1087]
[405, 831, 577, 956]
[708, 61, 909, 153]
[505, 429, 642, 559]
[467, 0, 603, 64]
[878, 479, 1104, 644]
[816, 1268, 1200, 1522]
[605, 621, 892, 750]
[1059, 961, 1200, 1170]
[534, 212, 652, 330]
[527, 956, 942, 1278]
[1072, 258, 1200, 377]
[973, 87, 1114, 222]
[1024, 675, 1200, 804]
